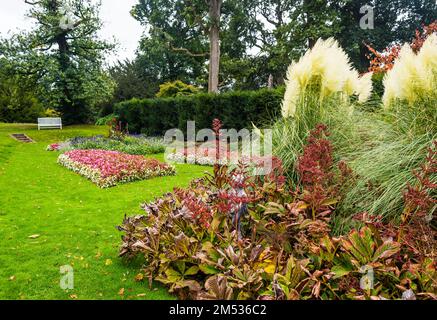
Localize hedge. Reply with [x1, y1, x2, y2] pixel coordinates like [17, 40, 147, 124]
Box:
[114, 88, 284, 135]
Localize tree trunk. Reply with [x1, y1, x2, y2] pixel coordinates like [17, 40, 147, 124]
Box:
[304, 0, 316, 48]
[51, 0, 75, 123]
[48, 0, 86, 124]
[57, 33, 74, 119]
[208, 0, 221, 93]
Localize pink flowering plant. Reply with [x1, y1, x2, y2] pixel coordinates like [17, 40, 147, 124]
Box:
[47, 143, 60, 151]
[58, 149, 176, 188]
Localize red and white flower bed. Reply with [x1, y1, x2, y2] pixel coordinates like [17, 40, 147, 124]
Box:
[167, 147, 272, 168]
[58, 149, 175, 188]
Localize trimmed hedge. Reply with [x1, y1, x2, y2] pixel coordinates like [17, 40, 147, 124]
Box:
[114, 88, 284, 135]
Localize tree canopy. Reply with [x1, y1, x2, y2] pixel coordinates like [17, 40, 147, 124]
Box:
[1, 0, 435, 123]
[0, 0, 115, 124]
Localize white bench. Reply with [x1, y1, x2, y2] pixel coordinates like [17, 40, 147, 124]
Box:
[38, 118, 63, 130]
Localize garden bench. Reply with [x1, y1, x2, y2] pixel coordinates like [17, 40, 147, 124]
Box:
[38, 118, 63, 130]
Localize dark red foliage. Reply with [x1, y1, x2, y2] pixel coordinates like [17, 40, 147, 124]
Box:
[109, 117, 129, 139]
[411, 21, 437, 53]
[118, 127, 436, 300]
[296, 124, 355, 220]
[262, 156, 287, 189]
[297, 125, 335, 214]
[297, 124, 333, 188]
[183, 195, 213, 228]
[212, 118, 223, 138]
[366, 21, 436, 73]
[212, 118, 223, 161]
[355, 141, 437, 261]
[400, 141, 437, 260]
[403, 141, 437, 221]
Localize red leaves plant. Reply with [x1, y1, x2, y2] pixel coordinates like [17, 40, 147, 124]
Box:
[296, 124, 353, 218]
[365, 21, 436, 73]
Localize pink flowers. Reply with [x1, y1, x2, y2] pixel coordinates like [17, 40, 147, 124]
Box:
[58, 149, 175, 188]
[47, 143, 61, 151]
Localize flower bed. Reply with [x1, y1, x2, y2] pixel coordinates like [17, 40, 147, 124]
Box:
[167, 147, 273, 169]
[47, 135, 166, 155]
[58, 149, 175, 188]
[167, 147, 234, 166]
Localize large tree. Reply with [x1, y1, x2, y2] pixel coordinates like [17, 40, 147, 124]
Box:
[243, 0, 343, 85]
[0, 0, 114, 124]
[132, 0, 254, 92]
[130, 0, 436, 92]
[334, 0, 437, 70]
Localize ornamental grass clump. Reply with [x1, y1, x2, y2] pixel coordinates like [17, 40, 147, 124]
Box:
[340, 35, 437, 224]
[272, 38, 371, 182]
[383, 34, 437, 135]
[282, 38, 372, 118]
[58, 149, 175, 188]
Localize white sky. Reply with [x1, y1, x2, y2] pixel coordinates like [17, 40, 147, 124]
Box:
[0, 0, 144, 65]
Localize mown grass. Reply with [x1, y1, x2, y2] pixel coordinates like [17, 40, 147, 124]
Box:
[0, 123, 209, 300]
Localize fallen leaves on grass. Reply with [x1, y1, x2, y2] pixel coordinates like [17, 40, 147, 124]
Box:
[134, 273, 144, 282]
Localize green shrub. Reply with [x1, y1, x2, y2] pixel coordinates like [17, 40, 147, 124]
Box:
[0, 75, 44, 123]
[371, 72, 385, 98]
[69, 135, 166, 155]
[43, 108, 61, 118]
[95, 113, 116, 126]
[114, 88, 284, 135]
[156, 80, 200, 98]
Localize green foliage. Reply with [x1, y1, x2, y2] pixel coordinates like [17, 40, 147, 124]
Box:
[338, 118, 437, 229]
[114, 88, 284, 135]
[68, 135, 166, 156]
[106, 59, 158, 111]
[130, 0, 435, 90]
[0, 66, 44, 123]
[339, 45, 437, 225]
[95, 114, 116, 126]
[43, 108, 61, 118]
[132, 2, 210, 88]
[118, 152, 436, 300]
[371, 72, 385, 98]
[0, 0, 115, 124]
[156, 80, 200, 98]
[335, 0, 437, 70]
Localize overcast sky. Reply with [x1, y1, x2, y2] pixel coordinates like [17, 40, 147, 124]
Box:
[0, 0, 144, 65]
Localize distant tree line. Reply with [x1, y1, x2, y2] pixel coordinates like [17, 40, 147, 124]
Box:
[0, 0, 435, 123]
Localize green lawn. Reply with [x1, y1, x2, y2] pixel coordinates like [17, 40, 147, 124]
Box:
[0, 123, 208, 300]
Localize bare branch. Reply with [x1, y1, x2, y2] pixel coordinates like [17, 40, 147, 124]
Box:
[24, 0, 43, 5]
[169, 44, 209, 57]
